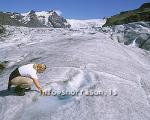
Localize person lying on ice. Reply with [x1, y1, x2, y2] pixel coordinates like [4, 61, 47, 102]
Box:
[8, 63, 47, 96]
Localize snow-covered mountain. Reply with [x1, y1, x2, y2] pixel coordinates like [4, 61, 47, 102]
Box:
[0, 10, 70, 28]
[21, 10, 70, 28]
[22, 11, 53, 25]
[0, 21, 150, 120]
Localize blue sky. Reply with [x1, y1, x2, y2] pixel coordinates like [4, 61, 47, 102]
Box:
[0, 0, 149, 19]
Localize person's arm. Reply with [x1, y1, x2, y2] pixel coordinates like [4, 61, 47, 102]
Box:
[32, 78, 46, 95]
[32, 78, 42, 90]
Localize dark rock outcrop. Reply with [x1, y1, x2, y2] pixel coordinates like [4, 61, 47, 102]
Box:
[25, 10, 44, 27]
[102, 22, 150, 51]
[0, 64, 5, 71]
[103, 2, 150, 27]
[0, 61, 7, 73]
[0, 25, 5, 34]
[48, 10, 71, 28]
[0, 12, 23, 26]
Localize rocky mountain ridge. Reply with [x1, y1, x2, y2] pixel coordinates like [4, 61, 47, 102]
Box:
[0, 10, 70, 28]
[103, 2, 150, 27]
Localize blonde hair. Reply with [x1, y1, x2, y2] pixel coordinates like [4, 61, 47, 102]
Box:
[34, 64, 46, 72]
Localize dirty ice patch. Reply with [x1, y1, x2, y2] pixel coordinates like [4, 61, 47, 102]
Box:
[42, 67, 94, 99]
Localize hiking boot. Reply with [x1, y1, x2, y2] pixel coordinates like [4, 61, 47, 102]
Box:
[25, 87, 31, 92]
[15, 86, 25, 96]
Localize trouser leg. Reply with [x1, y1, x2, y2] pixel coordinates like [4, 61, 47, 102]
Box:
[11, 76, 33, 89]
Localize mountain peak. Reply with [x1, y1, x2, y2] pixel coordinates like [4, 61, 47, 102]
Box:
[29, 10, 36, 14]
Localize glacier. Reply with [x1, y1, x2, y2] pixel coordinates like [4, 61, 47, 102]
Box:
[0, 21, 150, 120]
[67, 19, 106, 29]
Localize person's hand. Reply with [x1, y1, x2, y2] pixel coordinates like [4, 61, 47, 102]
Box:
[40, 88, 47, 96]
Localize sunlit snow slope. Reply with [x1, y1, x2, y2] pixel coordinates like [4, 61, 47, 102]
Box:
[0, 22, 150, 120]
[67, 19, 106, 28]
